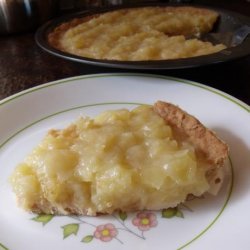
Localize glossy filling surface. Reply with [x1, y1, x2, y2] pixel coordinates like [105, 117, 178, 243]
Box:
[10, 106, 210, 215]
[52, 7, 226, 61]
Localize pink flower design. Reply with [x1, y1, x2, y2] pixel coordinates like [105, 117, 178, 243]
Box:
[94, 223, 118, 242]
[132, 211, 158, 231]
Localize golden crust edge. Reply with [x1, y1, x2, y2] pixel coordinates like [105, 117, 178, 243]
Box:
[153, 100, 229, 167]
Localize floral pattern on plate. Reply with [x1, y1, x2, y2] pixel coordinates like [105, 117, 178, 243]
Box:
[32, 205, 188, 245]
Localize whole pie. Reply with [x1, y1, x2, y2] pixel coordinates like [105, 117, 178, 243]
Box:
[48, 6, 226, 61]
[10, 101, 229, 215]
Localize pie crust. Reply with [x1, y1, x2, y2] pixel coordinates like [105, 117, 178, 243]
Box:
[10, 101, 229, 215]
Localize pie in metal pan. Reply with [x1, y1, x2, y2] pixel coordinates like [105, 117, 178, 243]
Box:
[36, 4, 250, 69]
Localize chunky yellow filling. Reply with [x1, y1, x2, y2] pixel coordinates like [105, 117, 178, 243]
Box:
[10, 106, 209, 215]
[58, 7, 226, 61]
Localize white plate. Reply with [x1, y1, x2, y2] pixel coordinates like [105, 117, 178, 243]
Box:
[0, 73, 249, 250]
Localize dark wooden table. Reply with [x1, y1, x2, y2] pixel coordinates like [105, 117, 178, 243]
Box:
[0, 0, 250, 105]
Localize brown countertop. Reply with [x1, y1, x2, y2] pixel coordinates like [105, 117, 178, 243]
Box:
[0, 1, 250, 105]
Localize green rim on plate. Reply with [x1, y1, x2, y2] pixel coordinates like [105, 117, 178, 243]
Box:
[0, 102, 234, 249]
[0, 73, 249, 112]
[0, 243, 9, 250]
[0, 73, 240, 249]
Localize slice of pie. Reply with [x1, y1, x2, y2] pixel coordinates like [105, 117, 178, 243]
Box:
[48, 6, 226, 61]
[10, 101, 229, 215]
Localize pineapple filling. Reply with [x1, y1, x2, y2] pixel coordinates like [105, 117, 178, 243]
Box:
[56, 7, 226, 61]
[10, 105, 209, 215]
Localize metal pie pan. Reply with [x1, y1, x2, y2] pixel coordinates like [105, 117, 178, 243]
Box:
[35, 4, 250, 70]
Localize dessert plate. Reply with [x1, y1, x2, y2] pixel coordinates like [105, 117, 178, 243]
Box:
[36, 4, 250, 69]
[0, 73, 249, 250]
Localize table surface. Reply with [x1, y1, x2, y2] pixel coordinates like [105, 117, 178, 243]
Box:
[0, 0, 250, 106]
